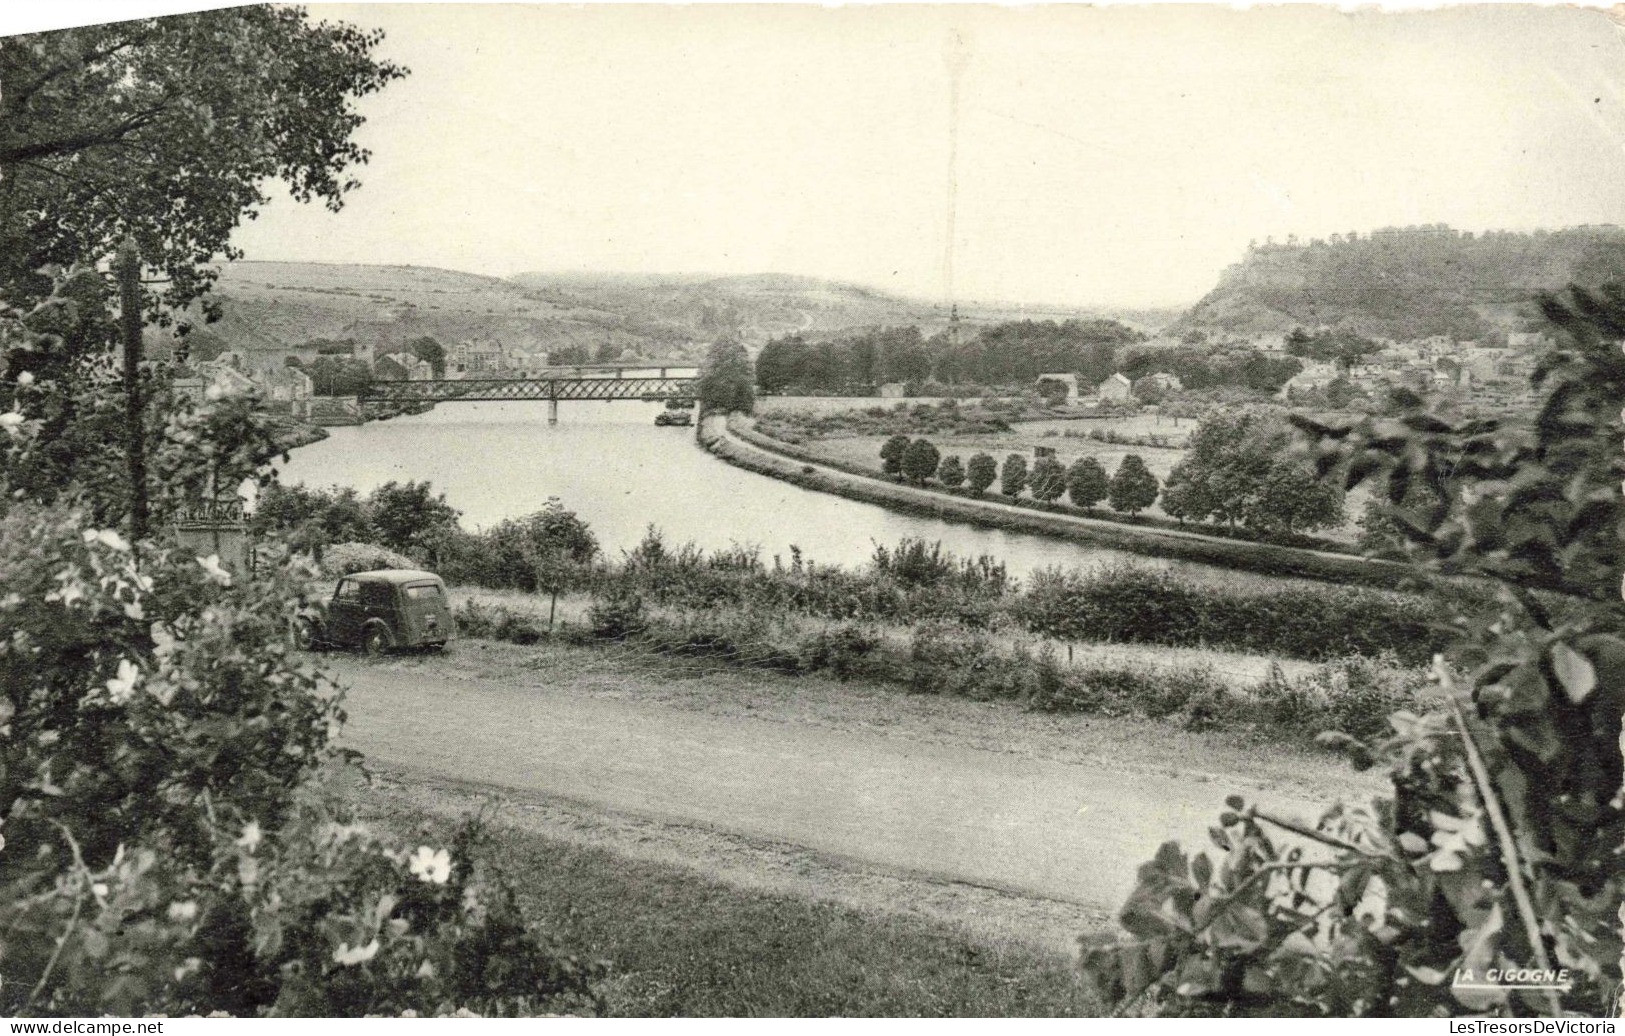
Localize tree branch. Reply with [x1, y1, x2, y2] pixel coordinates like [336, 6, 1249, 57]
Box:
[0, 99, 174, 166]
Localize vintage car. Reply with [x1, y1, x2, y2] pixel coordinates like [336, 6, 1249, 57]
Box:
[293, 569, 454, 654]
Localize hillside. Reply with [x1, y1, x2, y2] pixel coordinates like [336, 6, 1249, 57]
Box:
[1174, 224, 1625, 342]
[508, 271, 948, 345]
[182, 261, 698, 370]
[179, 262, 1174, 371]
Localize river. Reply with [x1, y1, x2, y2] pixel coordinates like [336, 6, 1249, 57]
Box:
[277, 400, 1181, 578]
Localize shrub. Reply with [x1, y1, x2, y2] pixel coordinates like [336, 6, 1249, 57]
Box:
[588, 589, 647, 640]
[0, 504, 601, 1017]
[799, 622, 881, 681]
[937, 454, 966, 489]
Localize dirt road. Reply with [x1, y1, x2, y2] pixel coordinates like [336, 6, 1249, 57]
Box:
[337, 655, 1337, 910]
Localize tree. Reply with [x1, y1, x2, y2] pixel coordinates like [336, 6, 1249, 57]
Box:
[522, 498, 596, 630]
[1108, 454, 1158, 515]
[900, 438, 940, 484]
[937, 454, 966, 490]
[754, 335, 803, 392]
[966, 453, 997, 496]
[305, 357, 373, 397]
[366, 480, 461, 560]
[408, 335, 446, 378]
[1160, 408, 1345, 535]
[880, 435, 912, 476]
[0, 9, 406, 315]
[1000, 454, 1028, 497]
[1033, 377, 1068, 406]
[696, 338, 754, 415]
[1029, 455, 1067, 503]
[1066, 456, 1109, 510]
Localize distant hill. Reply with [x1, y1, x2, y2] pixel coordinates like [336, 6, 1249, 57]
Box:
[182, 261, 1166, 369]
[507, 271, 948, 345]
[1173, 225, 1625, 342]
[184, 261, 697, 370]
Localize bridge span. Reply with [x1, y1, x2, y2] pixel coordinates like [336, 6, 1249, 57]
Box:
[360, 366, 698, 424]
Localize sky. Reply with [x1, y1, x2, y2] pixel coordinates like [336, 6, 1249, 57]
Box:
[184, 4, 1625, 308]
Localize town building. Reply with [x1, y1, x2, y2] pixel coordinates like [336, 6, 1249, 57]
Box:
[453, 338, 508, 375]
[1098, 372, 1133, 402]
[374, 352, 434, 382]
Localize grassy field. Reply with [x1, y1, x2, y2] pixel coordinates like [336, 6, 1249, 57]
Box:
[362, 787, 1099, 1017]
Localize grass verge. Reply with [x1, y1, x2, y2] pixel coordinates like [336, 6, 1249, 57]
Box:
[362, 789, 1099, 1017]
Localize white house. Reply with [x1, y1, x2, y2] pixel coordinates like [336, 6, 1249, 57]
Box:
[1098, 372, 1133, 402]
[260, 365, 313, 403]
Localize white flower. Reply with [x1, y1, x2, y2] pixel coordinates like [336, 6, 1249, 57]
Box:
[105, 659, 141, 704]
[82, 529, 131, 552]
[91, 882, 109, 900]
[150, 623, 178, 658]
[408, 845, 452, 885]
[333, 939, 380, 966]
[235, 820, 262, 852]
[15, 371, 33, 387]
[197, 555, 233, 586]
[168, 900, 198, 922]
[0, 411, 23, 434]
[415, 960, 436, 979]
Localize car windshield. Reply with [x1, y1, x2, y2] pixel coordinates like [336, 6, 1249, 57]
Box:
[334, 580, 359, 601]
[404, 583, 442, 599]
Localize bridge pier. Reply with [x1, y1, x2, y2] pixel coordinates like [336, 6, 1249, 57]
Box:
[548, 398, 558, 425]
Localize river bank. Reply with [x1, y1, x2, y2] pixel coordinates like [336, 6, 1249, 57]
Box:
[699, 414, 1420, 590]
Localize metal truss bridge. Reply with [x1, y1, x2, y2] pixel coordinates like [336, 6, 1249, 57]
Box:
[360, 366, 697, 422]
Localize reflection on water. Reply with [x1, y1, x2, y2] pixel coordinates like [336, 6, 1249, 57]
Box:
[277, 400, 1168, 578]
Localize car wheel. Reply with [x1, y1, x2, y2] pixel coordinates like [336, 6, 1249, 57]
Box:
[363, 625, 394, 657]
[291, 618, 318, 651]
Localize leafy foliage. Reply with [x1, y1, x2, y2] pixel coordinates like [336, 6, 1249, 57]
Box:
[1161, 408, 1345, 535]
[1083, 285, 1625, 1017]
[1000, 454, 1028, 498]
[696, 339, 754, 415]
[0, 8, 406, 315]
[966, 453, 998, 495]
[900, 438, 940, 484]
[937, 454, 966, 490]
[1108, 455, 1159, 516]
[1066, 457, 1110, 510]
[879, 434, 911, 476]
[1029, 455, 1067, 504]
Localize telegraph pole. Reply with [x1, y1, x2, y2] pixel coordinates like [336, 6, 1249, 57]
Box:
[115, 237, 148, 542]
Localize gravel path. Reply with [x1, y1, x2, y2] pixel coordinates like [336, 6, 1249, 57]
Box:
[337, 655, 1337, 910]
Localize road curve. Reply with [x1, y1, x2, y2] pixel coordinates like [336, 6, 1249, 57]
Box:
[337, 660, 1331, 909]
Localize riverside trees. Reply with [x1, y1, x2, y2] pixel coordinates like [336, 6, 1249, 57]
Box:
[1160, 408, 1345, 535]
[696, 338, 755, 415]
[1107, 455, 1158, 516]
